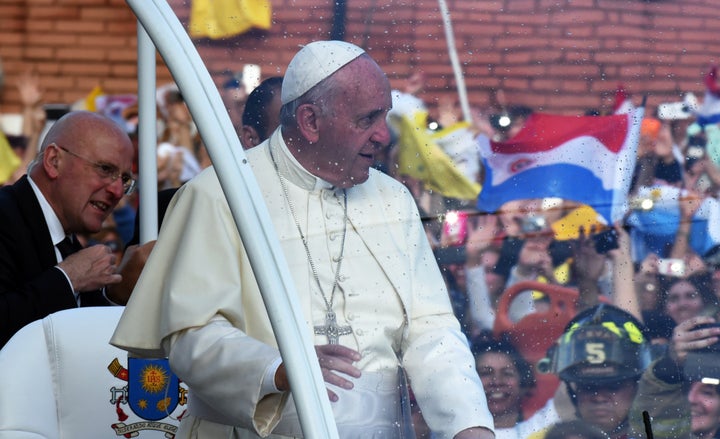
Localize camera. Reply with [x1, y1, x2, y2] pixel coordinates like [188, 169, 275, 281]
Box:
[434, 246, 467, 266]
[521, 215, 547, 234]
[442, 210, 468, 246]
[657, 258, 686, 277]
[684, 323, 720, 382]
[686, 134, 707, 171]
[592, 228, 619, 254]
[688, 134, 707, 149]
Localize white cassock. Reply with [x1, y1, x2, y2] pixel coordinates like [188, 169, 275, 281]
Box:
[111, 128, 494, 439]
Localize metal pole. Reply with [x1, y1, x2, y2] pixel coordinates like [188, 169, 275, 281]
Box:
[438, 0, 472, 122]
[136, 24, 158, 244]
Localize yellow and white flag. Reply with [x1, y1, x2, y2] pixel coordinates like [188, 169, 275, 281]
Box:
[0, 131, 21, 184]
[394, 110, 481, 201]
[189, 0, 272, 39]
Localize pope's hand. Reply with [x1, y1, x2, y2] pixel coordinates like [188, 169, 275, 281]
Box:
[314, 344, 362, 401]
[274, 344, 361, 402]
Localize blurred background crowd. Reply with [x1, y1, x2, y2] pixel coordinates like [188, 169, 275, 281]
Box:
[4, 51, 720, 439]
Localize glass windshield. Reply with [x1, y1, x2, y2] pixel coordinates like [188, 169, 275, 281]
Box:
[2, 1, 719, 438]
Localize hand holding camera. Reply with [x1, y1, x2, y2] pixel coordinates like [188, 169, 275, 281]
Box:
[671, 316, 720, 382]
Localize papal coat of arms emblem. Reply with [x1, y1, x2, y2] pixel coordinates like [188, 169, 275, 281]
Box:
[108, 357, 188, 438]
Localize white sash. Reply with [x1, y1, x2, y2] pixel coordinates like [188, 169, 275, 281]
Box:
[271, 368, 414, 438]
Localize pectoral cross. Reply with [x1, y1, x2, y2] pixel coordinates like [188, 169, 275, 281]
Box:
[314, 311, 352, 345]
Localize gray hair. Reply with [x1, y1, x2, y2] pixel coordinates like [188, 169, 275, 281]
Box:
[27, 147, 47, 174]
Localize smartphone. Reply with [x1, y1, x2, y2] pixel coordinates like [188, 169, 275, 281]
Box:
[592, 228, 619, 254]
[434, 246, 467, 266]
[442, 210, 468, 246]
[242, 64, 261, 94]
[521, 215, 547, 234]
[658, 258, 686, 277]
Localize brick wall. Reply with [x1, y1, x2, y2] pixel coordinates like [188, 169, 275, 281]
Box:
[2, 0, 719, 118]
[0, 0, 173, 116]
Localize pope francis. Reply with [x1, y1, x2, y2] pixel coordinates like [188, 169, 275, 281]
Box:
[111, 40, 495, 439]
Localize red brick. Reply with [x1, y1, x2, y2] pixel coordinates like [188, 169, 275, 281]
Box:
[107, 21, 138, 34]
[24, 47, 55, 59]
[0, 4, 25, 17]
[55, 20, 105, 33]
[0, 17, 26, 32]
[2, 0, 720, 117]
[40, 74, 74, 89]
[80, 6, 134, 21]
[26, 33, 79, 47]
[56, 47, 107, 61]
[28, 5, 80, 19]
[0, 32, 24, 45]
[50, 0, 103, 5]
[77, 35, 132, 48]
[26, 19, 55, 32]
[33, 63, 62, 75]
[61, 63, 111, 76]
[101, 78, 141, 93]
[107, 48, 139, 62]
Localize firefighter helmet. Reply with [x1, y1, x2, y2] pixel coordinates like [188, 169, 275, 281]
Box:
[541, 304, 651, 384]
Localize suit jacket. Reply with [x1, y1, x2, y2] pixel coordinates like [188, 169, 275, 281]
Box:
[0, 176, 108, 348]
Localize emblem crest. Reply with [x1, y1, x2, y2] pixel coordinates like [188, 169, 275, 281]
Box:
[108, 357, 187, 437]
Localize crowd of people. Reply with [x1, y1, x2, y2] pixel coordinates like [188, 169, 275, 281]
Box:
[400, 71, 720, 437]
[3, 41, 720, 439]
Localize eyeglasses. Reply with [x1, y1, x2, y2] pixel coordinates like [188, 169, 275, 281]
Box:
[54, 144, 136, 195]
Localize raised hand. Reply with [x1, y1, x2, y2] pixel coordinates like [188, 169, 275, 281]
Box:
[572, 227, 606, 283]
[465, 214, 498, 260]
[58, 244, 121, 292]
[670, 316, 720, 366]
[16, 70, 43, 109]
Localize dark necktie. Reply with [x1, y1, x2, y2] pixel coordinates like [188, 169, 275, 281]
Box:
[56, 235, 107, 307]
[56, 235, 81, 260]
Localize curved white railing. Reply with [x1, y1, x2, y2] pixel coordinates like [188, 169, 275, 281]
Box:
[125, 1, 338, 437]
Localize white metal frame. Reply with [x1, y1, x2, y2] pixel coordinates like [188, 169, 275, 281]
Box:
[126, 1, 338, 437]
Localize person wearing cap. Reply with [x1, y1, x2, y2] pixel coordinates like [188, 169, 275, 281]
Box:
[111, 40, 494, 439]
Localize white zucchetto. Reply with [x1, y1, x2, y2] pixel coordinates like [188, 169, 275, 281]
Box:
[281, 40, 365, 105]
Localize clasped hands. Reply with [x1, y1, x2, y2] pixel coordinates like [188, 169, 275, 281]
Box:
[58, 244, 120, 292]
[57, 240, 156, 305]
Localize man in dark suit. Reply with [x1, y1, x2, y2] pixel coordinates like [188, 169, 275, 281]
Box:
[0, 110, 135, 347]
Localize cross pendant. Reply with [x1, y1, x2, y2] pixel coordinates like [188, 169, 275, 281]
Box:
[314, 311, 352, 345]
